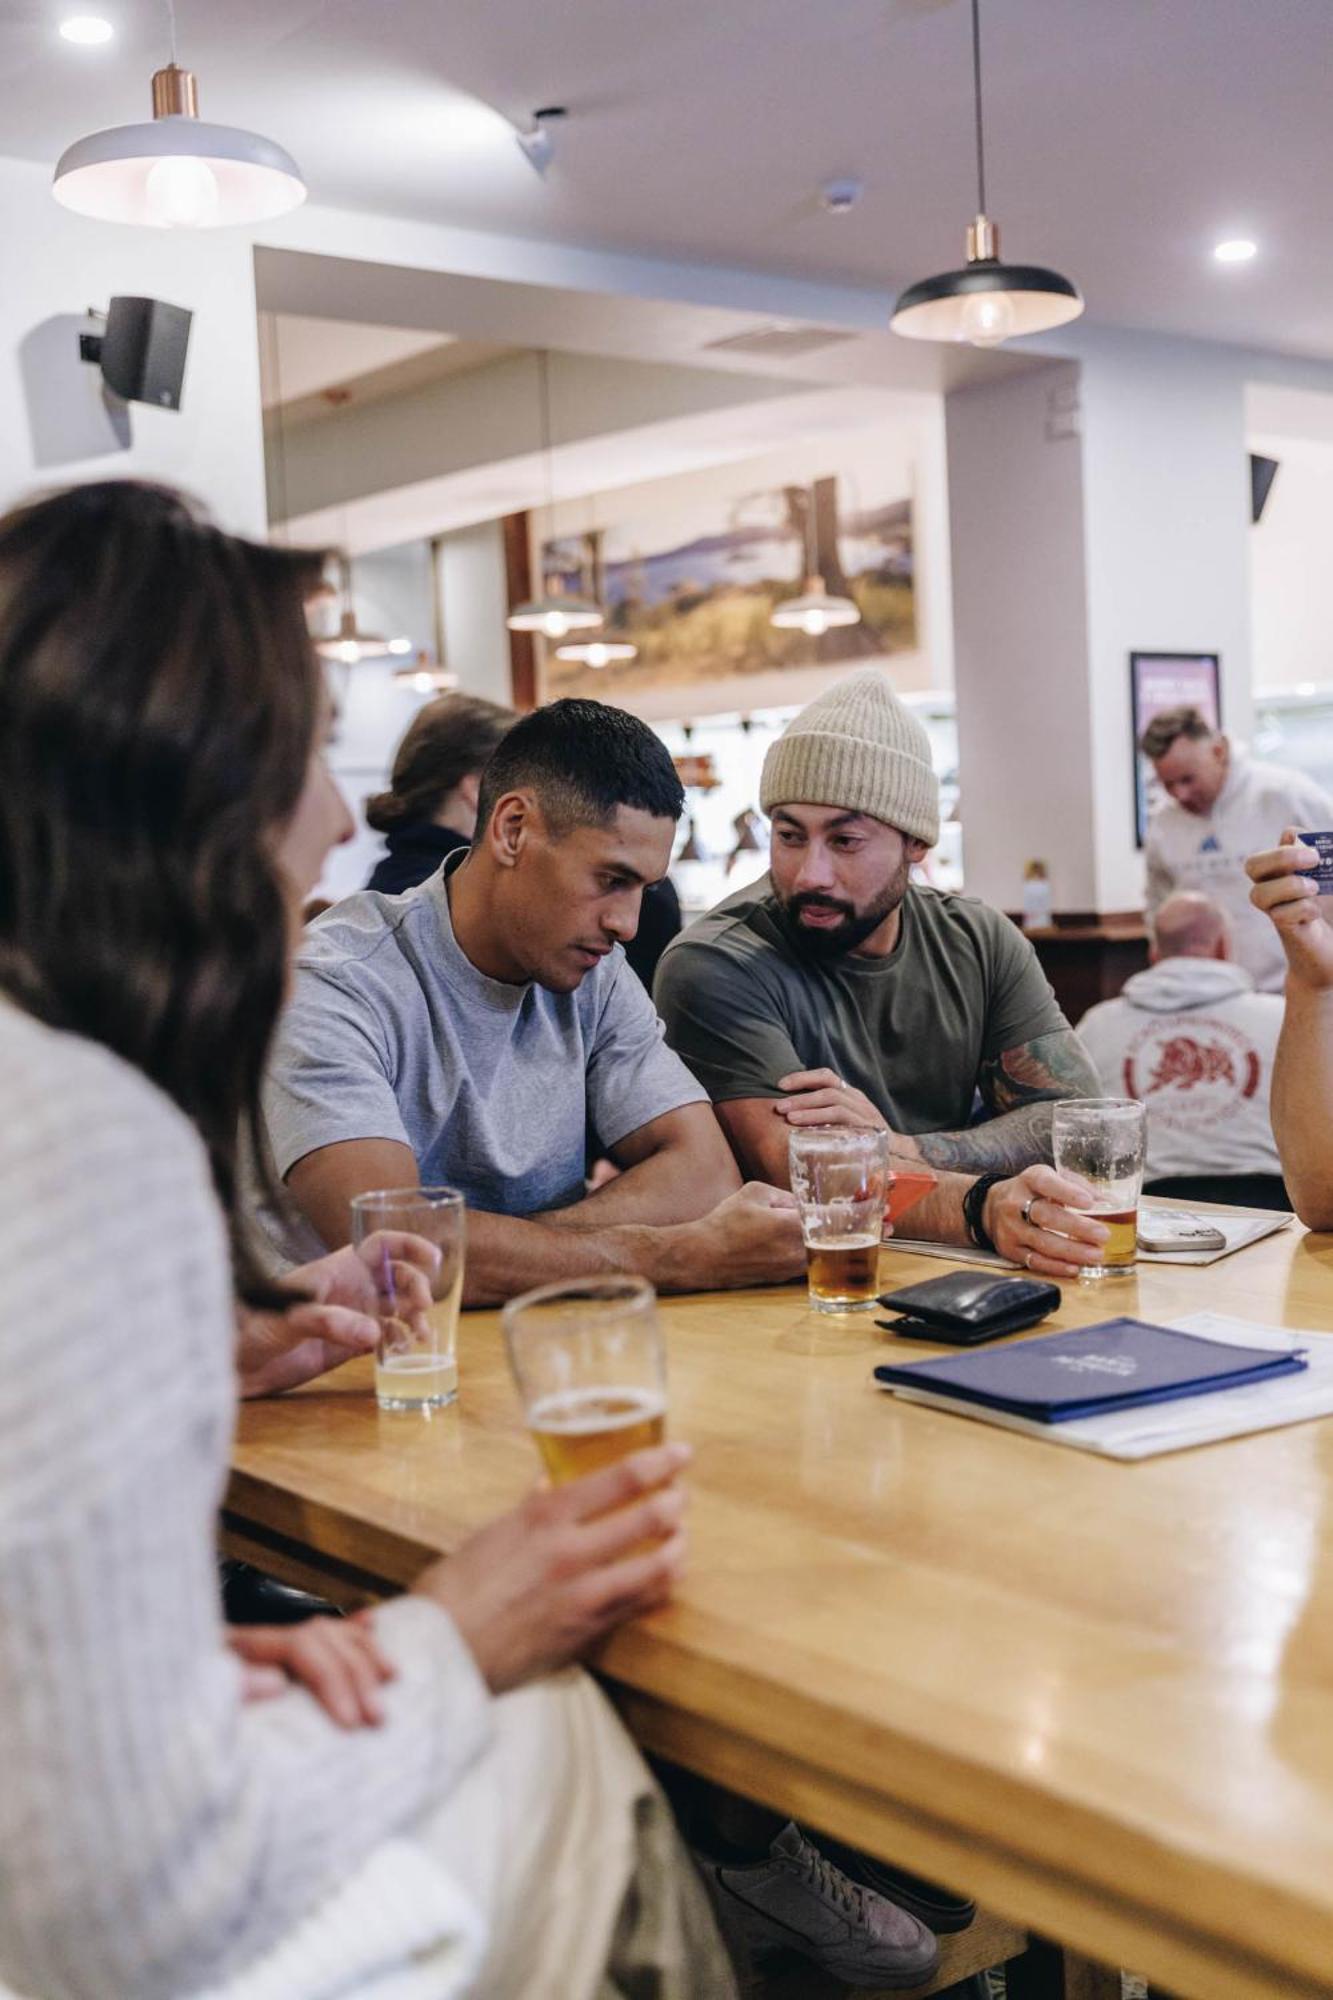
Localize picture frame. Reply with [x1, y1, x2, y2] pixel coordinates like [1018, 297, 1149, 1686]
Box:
[1129, 651, 1222, 848]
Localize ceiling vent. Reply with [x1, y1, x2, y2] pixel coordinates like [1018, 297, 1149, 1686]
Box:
[701, 324, 858, 360]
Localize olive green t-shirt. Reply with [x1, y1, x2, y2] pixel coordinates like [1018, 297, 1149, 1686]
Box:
[653, 877, 1069, 1135]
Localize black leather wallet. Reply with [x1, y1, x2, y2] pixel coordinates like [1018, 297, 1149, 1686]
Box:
[876, 1271, 1060, 1346]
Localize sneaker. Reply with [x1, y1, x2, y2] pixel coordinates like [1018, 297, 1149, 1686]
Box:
[817, 1832, 978, 1933]
[698, 1820, 940, 1990]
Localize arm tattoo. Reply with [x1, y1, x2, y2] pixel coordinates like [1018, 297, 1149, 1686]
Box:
[914, 1028, 1101, 1175]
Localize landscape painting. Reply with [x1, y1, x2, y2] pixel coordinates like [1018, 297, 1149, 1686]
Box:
[541, 470, 914, 700]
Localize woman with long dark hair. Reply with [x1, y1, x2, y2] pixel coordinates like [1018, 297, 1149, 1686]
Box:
[0, 481, 728, 2000]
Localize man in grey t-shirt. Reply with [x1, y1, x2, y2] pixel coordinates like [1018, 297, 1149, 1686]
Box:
[655, 671, 1109, 1279]
[263, 700, 804, 1304]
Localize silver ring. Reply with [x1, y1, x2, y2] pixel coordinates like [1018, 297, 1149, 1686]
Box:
[1020, 1196, 1036, 1226]
[1024, 1250, 1034, 1270]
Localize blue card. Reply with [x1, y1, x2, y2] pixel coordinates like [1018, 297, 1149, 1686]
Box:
[1297, 829, 1333, 893]
[873, 1318, 1306, 1423]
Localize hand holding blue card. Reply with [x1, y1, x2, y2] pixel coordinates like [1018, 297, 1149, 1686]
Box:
[1296, 829, 1333, 894]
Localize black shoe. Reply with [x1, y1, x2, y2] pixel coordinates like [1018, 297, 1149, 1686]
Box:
[219, 1560, 343, 1626]
[815, 1834, 977, 1934]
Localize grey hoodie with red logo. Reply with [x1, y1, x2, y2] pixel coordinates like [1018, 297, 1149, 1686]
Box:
[1076, 958, 1283, 1180]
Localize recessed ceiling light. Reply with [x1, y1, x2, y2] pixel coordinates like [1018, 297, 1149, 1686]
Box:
[60, 15, 114, 44]
[1214, 238, 1257, 264]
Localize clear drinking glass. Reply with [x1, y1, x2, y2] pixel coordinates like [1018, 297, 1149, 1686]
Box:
[502, 1276, 666, 1484]
[349, 1186, 466, 1410]
[788, 1126, 891, 1312]
[1050, 1099, 1147, 1278]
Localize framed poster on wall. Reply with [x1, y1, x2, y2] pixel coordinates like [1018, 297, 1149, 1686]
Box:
[1129, 651, 1221, 847]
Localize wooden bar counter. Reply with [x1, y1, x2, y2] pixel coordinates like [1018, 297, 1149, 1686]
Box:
[226, 1227, 1333, 1999]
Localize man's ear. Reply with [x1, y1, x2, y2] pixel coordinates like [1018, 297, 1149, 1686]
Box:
[485, 789, 536, 871]
[906, 836, 931, 864]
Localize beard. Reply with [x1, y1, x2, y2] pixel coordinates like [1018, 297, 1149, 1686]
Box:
[776, 857, 912, 961]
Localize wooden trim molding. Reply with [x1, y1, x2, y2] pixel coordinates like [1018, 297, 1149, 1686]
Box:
[502, 510, 538, 711]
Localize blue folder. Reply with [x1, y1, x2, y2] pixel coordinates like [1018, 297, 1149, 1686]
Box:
[873, 1318, 1307, 1424]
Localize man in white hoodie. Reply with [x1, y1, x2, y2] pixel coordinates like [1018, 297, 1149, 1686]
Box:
[1142, 706, 1332, 993]
[1077, 892, 1288, 1207]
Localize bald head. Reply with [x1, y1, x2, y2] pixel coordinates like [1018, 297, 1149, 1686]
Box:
[1151, 892, 1231, 964]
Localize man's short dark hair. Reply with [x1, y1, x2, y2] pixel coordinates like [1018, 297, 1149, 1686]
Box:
[1140, 705, 1215, 761]
[474, 698, 685, 840]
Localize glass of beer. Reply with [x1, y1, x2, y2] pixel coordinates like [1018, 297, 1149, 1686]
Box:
[789, 1127, 891, 1312]
[502, 1276, 666, 1484]
[350, 1186, 465, 1410]
[1051, 1099, 1147, 1279]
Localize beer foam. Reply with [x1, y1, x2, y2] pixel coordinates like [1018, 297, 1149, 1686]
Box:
[529, 1385, 665, 1435]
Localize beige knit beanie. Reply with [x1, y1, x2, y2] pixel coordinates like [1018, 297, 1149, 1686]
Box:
[760, 670, 940, 846]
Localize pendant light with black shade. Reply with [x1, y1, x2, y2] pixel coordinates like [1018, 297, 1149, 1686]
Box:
[890, 0, 1082, 347]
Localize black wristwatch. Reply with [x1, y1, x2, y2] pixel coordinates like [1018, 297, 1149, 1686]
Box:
[962, 1172, 1008, 1254]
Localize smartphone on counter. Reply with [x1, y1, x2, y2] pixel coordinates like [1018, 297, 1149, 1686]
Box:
[1137, 1214, 1227, 1254]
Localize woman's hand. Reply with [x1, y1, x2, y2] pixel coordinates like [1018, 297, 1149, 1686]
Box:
[237, 1231, 440, 1398]
[417, 1442, 691, 1694]
[229, 1613, 397, 1728]
[982, 1164, 1109, 1278]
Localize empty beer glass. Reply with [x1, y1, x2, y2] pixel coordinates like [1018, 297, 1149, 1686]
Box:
[350, 1186, 465, 1410]
[502, 1276, 666, 1484]
[789, 1126, 891, 1312]
[1051, 1099, 1147, 1279]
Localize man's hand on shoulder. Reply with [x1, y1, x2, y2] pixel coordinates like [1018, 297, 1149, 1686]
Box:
[773, 1067, 895, 1135]
[1247, 831, 1333, 992]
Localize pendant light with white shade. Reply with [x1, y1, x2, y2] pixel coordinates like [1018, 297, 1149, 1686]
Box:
[769, 485, 861, 638]
[890, 0, 1082, 347]
[314, 557, 391, 666]
[554, 637, 638, 669]
[53, 0, 306, 229]
[506, 351, 602, 640]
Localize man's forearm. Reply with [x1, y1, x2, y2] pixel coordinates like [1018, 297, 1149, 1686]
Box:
[462, 1209, 694, 1306]
[1272, 984, 1333, 1228]
[889, 1170, 974, 1246]
[542, 1145, 739, 1231]
[910, 1100, 1058, 1175]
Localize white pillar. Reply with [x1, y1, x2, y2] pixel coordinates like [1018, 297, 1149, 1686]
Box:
[947, 336, 1252, 917]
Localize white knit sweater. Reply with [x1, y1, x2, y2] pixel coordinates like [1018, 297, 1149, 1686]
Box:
[0, 1003, 493, 2000]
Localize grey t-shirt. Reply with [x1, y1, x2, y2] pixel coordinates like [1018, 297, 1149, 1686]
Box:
[262, 859, 705, 1258]
[654, 876, 1069, 1136]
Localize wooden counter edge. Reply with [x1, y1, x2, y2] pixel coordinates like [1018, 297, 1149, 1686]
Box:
[223, 1466, 1333, 2000]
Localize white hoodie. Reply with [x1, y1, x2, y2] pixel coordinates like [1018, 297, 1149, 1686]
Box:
[1077, 958, 1284, 1180]
[1144, 753, 1333, 993]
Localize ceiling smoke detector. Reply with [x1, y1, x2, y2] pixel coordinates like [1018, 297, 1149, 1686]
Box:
[820, 178, 863, 215]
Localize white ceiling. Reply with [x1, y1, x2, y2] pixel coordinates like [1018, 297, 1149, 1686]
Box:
[280, 382, 930, 553]
[259, 315, 451, 408]
[6, 0, 1333, 359]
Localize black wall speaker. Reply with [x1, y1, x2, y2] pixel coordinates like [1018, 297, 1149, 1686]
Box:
[80, 296, 193, 411]
[1250, 452, 1280, 525]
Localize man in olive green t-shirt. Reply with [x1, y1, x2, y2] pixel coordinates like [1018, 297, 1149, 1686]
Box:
[655, 671, 1105, 1276]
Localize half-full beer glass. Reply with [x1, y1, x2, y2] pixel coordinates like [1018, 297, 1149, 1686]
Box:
[350, 1186, 465, 1410]
[502, 1276, 666, 1483]
[789, 1126, 891, 1312]
[1051, 1099, 1147, 1279]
